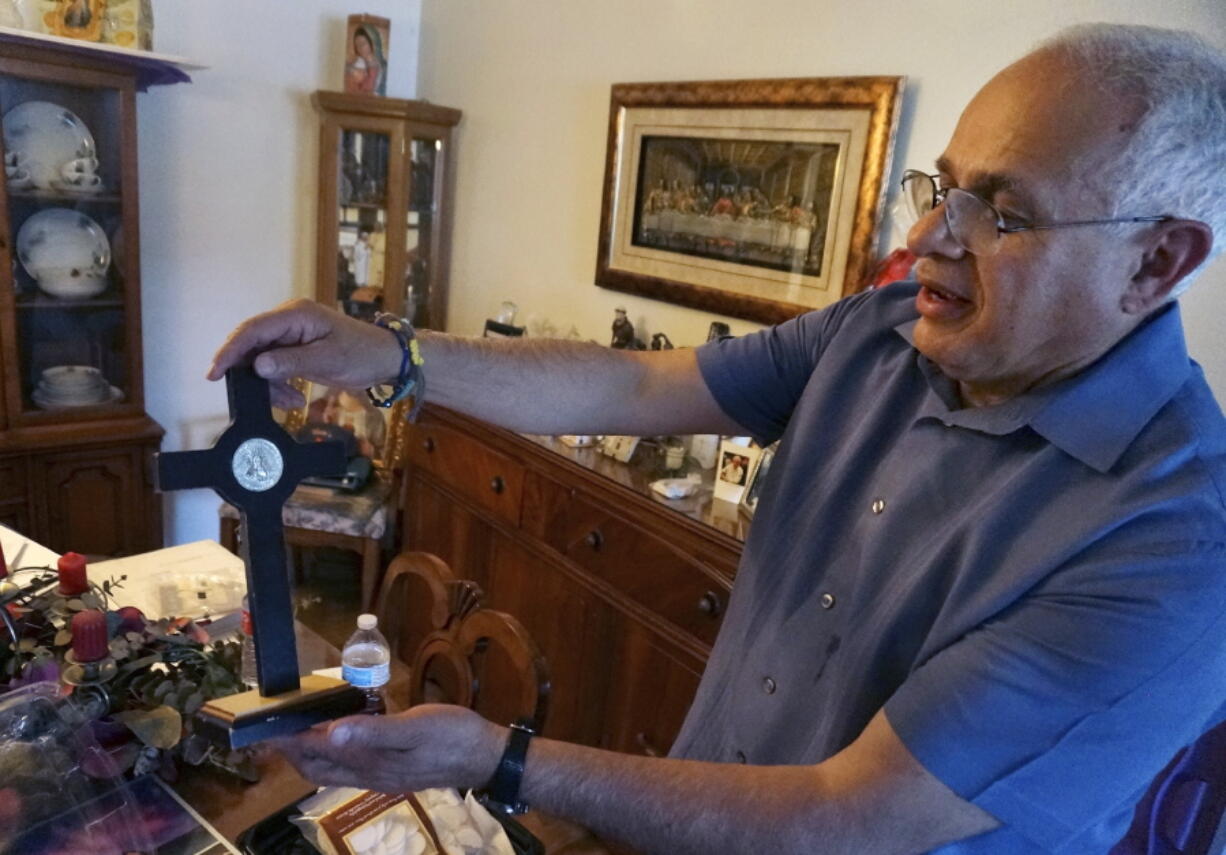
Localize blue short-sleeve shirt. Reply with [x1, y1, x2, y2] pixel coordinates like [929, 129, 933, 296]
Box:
[675, 283, 1226, 853]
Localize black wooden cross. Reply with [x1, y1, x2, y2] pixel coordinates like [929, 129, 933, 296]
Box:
[156, 365, 346, 696]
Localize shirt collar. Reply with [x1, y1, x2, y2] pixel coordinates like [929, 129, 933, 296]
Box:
[893, 303, 1190, 473]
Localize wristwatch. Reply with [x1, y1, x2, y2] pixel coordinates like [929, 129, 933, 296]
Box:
[478, 719, 535, 815]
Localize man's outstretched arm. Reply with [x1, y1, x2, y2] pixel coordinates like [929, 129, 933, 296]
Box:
[209, 299, 744, 437]
[277, 705, 999, 855]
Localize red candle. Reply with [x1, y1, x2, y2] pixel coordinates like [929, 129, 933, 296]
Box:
[71, 609, 109, 663]
[57, 552, 88, 596]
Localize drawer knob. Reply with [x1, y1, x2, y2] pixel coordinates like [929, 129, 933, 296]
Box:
[635, 731, 661, 757]
[697, 590, 723, 618]
[584, 530, 603, 551]
[490, 475, 505, 494]
[422, 437, 436, 453]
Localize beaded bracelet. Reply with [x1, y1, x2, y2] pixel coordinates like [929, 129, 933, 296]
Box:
[367, 312, 426, 421]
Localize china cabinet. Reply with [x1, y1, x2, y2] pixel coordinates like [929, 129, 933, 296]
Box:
[312, 91, 461, 329]
[0, 34, 190, 557]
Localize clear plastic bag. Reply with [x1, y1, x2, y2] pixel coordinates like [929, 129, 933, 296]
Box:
[0, 681, 155, 854]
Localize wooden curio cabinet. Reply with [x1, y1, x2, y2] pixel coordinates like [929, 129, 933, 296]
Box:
[312, 91, 461, 329]
[0, 33, 189, 557]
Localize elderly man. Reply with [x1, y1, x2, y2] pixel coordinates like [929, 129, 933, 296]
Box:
[211, 23, 1226, 853]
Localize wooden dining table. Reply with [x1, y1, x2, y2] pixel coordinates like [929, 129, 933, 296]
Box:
[174, 620, 616, 854]
[172, 620, 412, 842]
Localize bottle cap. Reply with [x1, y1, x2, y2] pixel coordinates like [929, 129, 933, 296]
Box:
[357, 613, 377, 631]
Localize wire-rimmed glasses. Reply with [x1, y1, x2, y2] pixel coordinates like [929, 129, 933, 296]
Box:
[900, 169, 1170, 256]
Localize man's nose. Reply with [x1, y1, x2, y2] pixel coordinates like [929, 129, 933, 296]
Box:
[907, 205, 966, 260]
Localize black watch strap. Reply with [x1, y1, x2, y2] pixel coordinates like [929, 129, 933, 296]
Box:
[480, 719, 535, 815]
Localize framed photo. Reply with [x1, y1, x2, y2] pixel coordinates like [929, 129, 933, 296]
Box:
[741, 443, 776, 517]
[596, 76, 903, 324]
[714, 439, 761, 504]
[344, 14, 390, 96]
[599, 434, 641, 463]
[282, 379, 406, 470]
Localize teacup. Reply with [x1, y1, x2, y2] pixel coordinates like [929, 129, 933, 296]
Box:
[60, 157, 99, 179]
[54, 173, 103, 193]
[6, 167, 32, 190]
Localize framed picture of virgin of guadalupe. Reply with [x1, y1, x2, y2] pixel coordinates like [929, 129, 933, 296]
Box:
[344, 14, 390, 97]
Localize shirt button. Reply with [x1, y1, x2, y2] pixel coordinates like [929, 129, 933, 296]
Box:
[871, 498, 886, 514]
[820, 592, 836, 609]
[735, 750, 747, 764]
[762, 676, 777, 694]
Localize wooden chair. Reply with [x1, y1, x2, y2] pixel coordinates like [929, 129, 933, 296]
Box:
[373, 551, 550, 730]
[374, 552, 612, 854]
[219, 384, 409, 610]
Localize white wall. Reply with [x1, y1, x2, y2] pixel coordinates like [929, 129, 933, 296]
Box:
[417, 0, 1226, 379]
[139, 0, 421, 545]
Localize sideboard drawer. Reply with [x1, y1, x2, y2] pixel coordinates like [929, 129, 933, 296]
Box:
[408, 420, 525, 527]
[536, 484, 728, 646]
[0, 456, 26, 503]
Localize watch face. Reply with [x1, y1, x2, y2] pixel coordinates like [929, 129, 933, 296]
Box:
[231, 438, 284, 492]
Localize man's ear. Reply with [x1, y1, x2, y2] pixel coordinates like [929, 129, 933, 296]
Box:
[1122, 219, 1214, 314]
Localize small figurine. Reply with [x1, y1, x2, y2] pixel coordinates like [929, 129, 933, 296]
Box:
[651, 332, 674, 351]
[352, 230, 372, 288]
[611, 307, 636, 349]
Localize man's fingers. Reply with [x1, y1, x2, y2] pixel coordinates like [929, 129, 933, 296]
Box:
[207, 317, 285, 380]
[207, 300, 325, 381]
[251, 342, 322, 382]
[269, 381, 306, 410]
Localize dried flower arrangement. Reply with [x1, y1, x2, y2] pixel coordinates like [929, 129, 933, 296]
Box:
[0, 553, 257, 782]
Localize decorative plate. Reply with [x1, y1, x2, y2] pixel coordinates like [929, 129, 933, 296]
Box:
[16, 207, 111, 280]
[2, 101, 97, 191]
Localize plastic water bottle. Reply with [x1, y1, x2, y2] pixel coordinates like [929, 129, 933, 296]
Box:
[341, 613, 390, 714]
[239, 595, 259, 691]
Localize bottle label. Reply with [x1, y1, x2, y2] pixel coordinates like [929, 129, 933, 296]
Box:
[343, 662, 389, 688]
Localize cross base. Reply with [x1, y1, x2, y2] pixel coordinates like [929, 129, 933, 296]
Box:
[195, 675, 368, 748]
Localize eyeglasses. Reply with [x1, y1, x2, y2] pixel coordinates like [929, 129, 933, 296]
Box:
[900, 169, 1170, 256]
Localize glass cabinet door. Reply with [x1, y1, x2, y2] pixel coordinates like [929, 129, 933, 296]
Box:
[403, 135, 438, 327]
[335, 127, 391, 322]
[0, 69, 137, 422]
[313, 92, 460, 333]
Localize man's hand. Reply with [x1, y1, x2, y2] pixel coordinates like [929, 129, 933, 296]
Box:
[208, 299, 401, 409]
[274, 704, 506, 794]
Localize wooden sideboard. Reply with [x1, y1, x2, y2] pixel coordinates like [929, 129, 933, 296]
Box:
[402, 406, 744, 756]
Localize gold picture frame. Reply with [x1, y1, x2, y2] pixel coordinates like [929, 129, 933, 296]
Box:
[281, 378, 408, 471]
[596, 76, 904, 324]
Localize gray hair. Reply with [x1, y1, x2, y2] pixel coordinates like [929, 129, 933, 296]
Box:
[1039, 23, 1226, 295]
